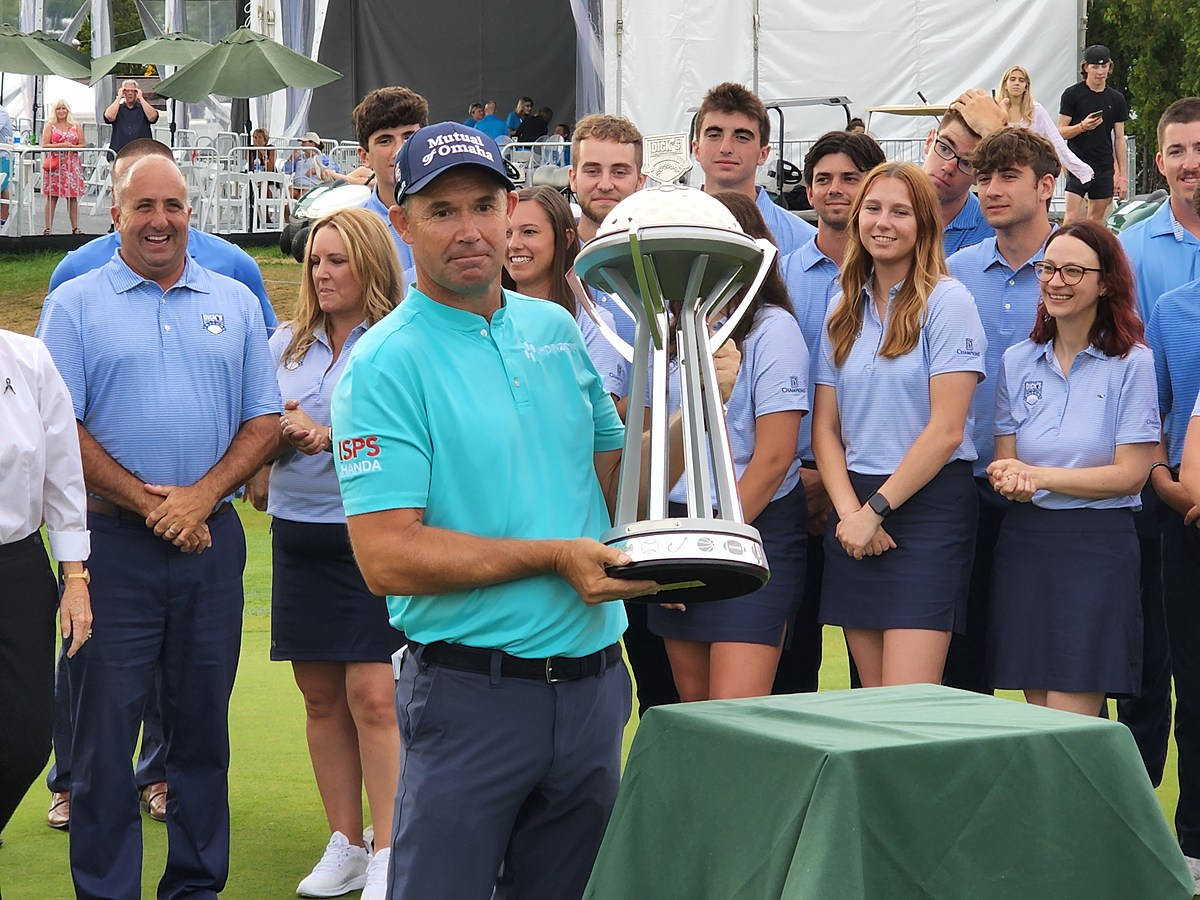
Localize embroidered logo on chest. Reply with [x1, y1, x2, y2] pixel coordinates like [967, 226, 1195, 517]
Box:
[1023, 380, 1043, 406]
[202, 313, 226, 335]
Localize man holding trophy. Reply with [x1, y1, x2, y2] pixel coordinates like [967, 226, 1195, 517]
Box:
[332, 122, 743, 899]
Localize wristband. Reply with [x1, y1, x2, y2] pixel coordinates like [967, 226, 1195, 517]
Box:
[1149, 461, 1174, 481]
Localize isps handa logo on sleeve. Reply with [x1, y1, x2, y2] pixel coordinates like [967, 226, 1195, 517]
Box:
[337, 435, 383, 475]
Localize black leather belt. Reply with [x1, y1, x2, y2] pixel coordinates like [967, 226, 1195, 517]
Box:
[419, 641, 622, 684]
[87, 497, 233, 521]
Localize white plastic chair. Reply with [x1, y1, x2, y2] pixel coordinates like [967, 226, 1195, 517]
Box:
[198, 171, 250, 233]
[250, 171, 287, 230]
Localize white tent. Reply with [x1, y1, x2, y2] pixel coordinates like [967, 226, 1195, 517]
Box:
[600, 0, 1086, 143]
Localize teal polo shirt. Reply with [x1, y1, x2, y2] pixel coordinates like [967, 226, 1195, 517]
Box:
[332, 287, 628, 658]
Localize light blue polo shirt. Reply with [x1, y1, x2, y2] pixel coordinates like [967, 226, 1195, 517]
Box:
[814, 276, 987, 474]
[948, 236, 1048, 475]
[359, 185, 416, 277]
[590, 287, 637, 348]
[649, 305, 809, 507]
[266, 322, 366, 522]
[576, 303, 629, 398]
[1146, 278, 1200, 465]
[49, 228, 278, 329]
[943, 192, 994, 256]
[37, 253, 281, 489]
[781, 236, 841, 461]
[994, 339, 1159, 509]
[331, 287, 627, 658]
[1118, 200, 1200, 321]
[755, 186, 816, 256]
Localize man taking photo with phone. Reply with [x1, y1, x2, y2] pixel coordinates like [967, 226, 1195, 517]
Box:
[1058, 45, 1128, 223]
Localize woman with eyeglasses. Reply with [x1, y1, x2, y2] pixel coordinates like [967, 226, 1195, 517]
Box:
[986, 221, 1158, 715]
[813, 161, 986, 687]
[996, 65, 1094, 184]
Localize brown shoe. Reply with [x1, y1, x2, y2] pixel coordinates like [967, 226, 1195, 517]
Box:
[139, 782, 168, 823]
[47, 791, 70, 829]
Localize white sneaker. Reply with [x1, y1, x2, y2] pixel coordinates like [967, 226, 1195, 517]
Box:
[296, 831, 370, 898]
[1186, 854, 1200, 894]
[360, 847, 390, 900]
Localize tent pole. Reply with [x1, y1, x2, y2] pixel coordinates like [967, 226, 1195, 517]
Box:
[752, 0, 759, 96]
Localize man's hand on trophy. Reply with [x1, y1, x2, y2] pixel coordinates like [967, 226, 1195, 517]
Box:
[713, 338, 742, 404]
[554, 538, 661, 605]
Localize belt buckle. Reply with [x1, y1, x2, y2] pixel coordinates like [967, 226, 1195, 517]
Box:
[544, 657, 565, 684]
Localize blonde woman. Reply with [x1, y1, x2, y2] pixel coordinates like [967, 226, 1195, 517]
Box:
[246, 207, 403, 899]
[41, 100, 85, 235]
[812, 162, 986, 687]
[997, 65, 1094, 184]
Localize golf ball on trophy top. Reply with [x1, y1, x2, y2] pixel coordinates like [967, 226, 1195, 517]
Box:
[597, 185, 745, 236]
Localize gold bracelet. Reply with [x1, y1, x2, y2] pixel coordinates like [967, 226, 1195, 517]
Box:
[65, 570, 91, 584]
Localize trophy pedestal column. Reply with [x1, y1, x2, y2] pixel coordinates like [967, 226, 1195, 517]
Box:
[603, 518, 769, 604]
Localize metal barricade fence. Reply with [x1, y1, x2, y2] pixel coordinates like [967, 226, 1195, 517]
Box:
[0, 144, 114, 237]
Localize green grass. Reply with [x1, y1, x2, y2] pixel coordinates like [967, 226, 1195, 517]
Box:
[0, 249, 1189, 896]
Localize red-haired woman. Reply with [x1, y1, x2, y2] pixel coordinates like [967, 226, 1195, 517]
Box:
[986, 221, 1158, 715]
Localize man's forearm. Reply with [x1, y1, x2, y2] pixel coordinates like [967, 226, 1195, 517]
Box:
[77, 423, 156, 515]
[194, 414, 279, 502]
[103, 100, 120, 123]
[348, 515, 564, 597]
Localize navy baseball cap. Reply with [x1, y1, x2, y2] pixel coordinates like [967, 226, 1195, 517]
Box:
[394, 121, 514, 204]
[1084, 44, 1111, 65]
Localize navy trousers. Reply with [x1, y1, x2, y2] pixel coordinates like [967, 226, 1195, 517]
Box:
[47, 644, 166, 793]
[1116, 489, 1171, 787]
[388, 642, 630, 900]
[620, 600, 678, 714]
[67, 507, 245, 900]
[1157, 510, 1200, 857]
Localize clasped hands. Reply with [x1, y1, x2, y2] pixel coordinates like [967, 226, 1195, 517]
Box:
[986, 458, 1037, 502]
[142, 481, 218, 554]
[280, 399, 331, 455]
[835, 505, 896, 561]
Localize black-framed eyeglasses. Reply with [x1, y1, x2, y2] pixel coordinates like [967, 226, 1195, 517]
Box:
[1032, 261, 1103, 285]
[931, 138, 975, 176]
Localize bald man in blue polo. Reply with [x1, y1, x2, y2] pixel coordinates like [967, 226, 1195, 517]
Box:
[332, 122, 738, 899]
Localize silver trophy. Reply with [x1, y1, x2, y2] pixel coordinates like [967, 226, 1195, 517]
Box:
[572, 176, 777, 604]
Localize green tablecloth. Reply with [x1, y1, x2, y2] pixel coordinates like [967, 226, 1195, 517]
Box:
[585, 685, 1191, 899]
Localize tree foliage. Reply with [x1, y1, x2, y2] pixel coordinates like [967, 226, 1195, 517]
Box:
[1089, 0, 1200, 192]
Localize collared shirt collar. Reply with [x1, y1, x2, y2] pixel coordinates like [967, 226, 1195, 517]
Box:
[946, 192, 986, 232]
[861, 277, 902, 322]
[1037, 338, 1108, 368]
[405, 286, 510, 333]
[106, 249, 211, 295]
[797, 233, 835, 271]
[311, 320, 369, 351]
[980, 225, 1057, 273]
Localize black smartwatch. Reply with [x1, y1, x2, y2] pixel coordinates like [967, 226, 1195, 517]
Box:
[866, 491, 892, 518]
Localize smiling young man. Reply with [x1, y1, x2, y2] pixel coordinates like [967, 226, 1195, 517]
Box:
[693, 82, 815, 255]
[943, 127, 1058, 694]
[1058, 45, 1128, 224]
[36, 154, 280, 899]
[351, 86, 430, 275]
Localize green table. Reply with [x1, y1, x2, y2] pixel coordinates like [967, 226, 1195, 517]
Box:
[585, 685, 1192, 899]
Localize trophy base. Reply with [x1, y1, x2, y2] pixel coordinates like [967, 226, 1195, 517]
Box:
[602, 519, 770, 604]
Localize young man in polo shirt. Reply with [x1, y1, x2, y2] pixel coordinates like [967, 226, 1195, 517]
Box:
[333, 122, 739, 899]
[351, 86, 429, 275]
[944, 127, 1059, 694]
[692, 82, 815, 256]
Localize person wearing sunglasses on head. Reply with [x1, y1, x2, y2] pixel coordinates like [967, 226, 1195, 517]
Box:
[986, 221, 1158, 716]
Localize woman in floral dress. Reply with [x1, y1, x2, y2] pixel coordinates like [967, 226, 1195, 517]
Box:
[41, 100, 85, 235]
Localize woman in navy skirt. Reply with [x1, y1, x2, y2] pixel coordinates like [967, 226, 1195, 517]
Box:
[987, 221, 1158, 715]
[812, 162, 986, 687]
[646, 192, 809, 700]
[245, 208, 405, 897]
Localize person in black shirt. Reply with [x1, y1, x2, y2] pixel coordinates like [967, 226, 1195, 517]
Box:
[103, 80, 159, 155]
[1058, 45, 1128, 224]
[516, 106, 552, 143]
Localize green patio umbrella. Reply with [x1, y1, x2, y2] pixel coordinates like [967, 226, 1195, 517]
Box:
[0, 24, 91, 132]
[90, 32, 215, 145]
[90, 32, 213, 83]
[155, 27, 340, 103]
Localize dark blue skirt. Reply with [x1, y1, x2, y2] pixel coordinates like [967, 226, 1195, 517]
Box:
[646, 482, 807, 646]
[988, 504, 1141, 696]
[819, 460, 977, 633]
[271, 518, 405, 662]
